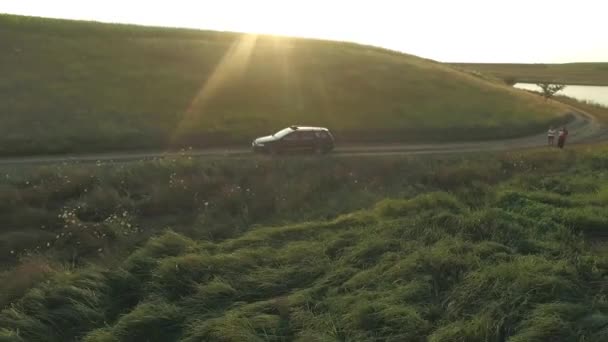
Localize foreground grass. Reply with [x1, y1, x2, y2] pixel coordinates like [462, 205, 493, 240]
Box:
[452, 62, 608, 86]
[3, 146, 608, 340]
[0, 14, 567, 156]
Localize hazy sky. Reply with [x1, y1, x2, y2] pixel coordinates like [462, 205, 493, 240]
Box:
[1, 0, 607, 63]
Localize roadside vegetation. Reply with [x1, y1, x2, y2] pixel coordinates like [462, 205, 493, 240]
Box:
[0, 14, 568, 156]
[2, 144, 608, 340]
[452, 62, 608, 86]
[557, 96, 608, 124]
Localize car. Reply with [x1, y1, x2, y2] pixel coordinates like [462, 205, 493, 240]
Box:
[252, 126, 334, 154]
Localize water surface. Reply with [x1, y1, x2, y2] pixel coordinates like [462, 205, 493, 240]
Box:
[515, 83, 608, 107]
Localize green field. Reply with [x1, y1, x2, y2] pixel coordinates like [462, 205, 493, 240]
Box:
[0, 14, 568, 156]
[3, 145, 608, 340]
[452, 62, 608, 86]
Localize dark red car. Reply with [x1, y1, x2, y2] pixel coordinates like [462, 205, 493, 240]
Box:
[252, 126, 334, 154]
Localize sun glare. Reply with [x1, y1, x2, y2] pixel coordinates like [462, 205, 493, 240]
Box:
[1, 0, 606, 62]
[190, 0, 346, 41]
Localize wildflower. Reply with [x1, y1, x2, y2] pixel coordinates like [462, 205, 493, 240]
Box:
[10, 250, 14, 254]
[46, 242, 51, 247]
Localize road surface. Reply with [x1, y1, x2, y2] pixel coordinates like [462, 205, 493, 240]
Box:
[0, 110, 604, 166]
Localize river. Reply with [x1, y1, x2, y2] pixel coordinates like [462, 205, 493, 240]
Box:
[514, 83, 608, 107]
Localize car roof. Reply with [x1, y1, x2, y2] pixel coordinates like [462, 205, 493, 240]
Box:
[289, 125, 329, 131]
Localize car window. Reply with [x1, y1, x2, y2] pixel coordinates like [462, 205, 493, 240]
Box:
[315, 131, 329, 139]
[274, 128, 294, 138]
[300, 131, 316, 140]
[283, 131, 300, 140]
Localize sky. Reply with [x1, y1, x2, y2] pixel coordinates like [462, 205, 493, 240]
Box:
[1, 0, 607, 63]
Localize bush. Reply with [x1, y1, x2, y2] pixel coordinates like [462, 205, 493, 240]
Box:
[375, 192, 464, 218]
[0, 257, 54, 308]
[0, 328, 25, 342]
[459, 208, 531, 244]
[560, 207, 608, 234]
[444, 256, 583, 338]
[76, 187, 129, 222]
[0, 269, 109, 341]
[342, 301, 431, 340]
[509, 303, 588, 342]
[183, 312, 285, 342]
[153, 253, 248, 298]
[84, 301, 183, 342]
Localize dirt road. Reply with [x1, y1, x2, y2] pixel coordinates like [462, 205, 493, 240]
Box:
[0, 110, 604, 166]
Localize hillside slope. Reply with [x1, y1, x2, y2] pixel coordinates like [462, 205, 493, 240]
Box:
[0, 15, 568, 155]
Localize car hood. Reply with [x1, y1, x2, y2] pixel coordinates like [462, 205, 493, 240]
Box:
[254, 135, 278, 144]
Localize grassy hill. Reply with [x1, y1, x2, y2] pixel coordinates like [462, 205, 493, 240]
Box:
[452, 62, 608, 86]
[0, 14, 568, 156]
[2, 147, 608, 340]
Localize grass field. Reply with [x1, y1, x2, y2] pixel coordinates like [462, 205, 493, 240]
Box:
[452, 62, 608, 86]
[0, 14, 568, 156]
[3, 144, 608, 340]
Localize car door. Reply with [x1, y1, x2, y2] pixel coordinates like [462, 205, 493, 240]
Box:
[318, 130, 334, 149]
[299, 130, 317, 150]
[281, 131, 301, 151]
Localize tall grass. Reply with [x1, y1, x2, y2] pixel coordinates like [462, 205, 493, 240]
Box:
[3, 146, 608, 339]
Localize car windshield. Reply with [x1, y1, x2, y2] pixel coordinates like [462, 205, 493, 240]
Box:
[273, 127, 294, 138]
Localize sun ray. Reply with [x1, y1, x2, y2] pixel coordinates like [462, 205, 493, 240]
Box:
[171, 34, 259, 144]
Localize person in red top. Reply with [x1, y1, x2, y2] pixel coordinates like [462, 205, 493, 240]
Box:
[557, 127, 569, 149]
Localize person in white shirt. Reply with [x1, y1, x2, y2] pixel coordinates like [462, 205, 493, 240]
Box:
[547, 127, 556, 146]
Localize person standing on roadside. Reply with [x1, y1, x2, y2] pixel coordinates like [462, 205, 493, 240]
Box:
[547, 126, 556, 146]
[557, 127, 569, 149]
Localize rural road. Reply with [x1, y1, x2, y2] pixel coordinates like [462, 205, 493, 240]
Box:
[0, 111, 605, 166]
